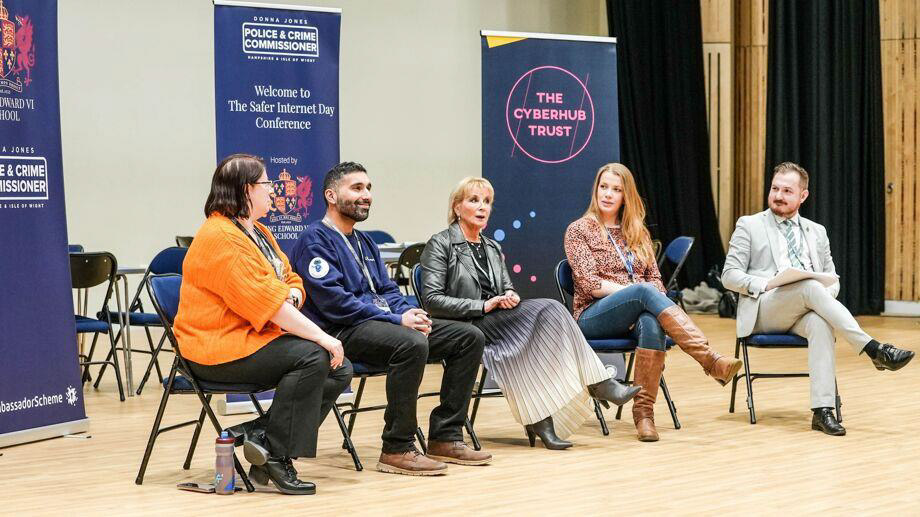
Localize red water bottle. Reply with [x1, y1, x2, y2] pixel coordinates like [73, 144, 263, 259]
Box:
[215, 431, 235, 494]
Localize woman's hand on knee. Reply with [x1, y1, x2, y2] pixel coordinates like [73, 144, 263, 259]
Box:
[316, 333, 345, 369]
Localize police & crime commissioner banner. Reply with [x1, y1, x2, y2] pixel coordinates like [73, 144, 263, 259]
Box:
[0, 0, 89, 447]
[481, 31, 619, 299]
[214, 1, 341, 414]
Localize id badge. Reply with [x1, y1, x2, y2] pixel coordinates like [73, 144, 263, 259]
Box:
[373, 295, 391, 313]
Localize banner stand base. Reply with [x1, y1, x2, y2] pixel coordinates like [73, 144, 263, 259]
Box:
[0, 418, 90, 449]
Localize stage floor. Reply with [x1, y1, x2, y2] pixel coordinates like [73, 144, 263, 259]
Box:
[3, 314, 919, 514]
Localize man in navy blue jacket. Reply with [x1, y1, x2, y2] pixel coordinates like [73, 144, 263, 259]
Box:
[291, 162, 491, 476]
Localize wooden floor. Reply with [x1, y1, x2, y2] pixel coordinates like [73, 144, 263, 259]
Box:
[3, 315, 919, 515]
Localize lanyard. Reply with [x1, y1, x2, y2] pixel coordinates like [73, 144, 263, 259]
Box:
[605, 229, 635, 283]
[233, 219, 285, 281]
[321, 218, 379, 294]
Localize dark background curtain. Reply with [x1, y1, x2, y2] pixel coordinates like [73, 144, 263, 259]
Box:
[607, 0, 725, 288]
[764, 0, 885, 314]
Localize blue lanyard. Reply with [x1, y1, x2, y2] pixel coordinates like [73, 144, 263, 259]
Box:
[606, 229, 635, 282]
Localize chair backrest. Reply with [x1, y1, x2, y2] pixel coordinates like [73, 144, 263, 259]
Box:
[658, 236, 695, 290]
[554, 259, 575, 310]
[69, 252, 118, 290]
[149, 246, 188, 275]
[364, 230, 395, 245]
[175, 235, 194, 248]
[147, 273, 182, 326]
[394, 243, 426, 288]
[68, 244, 84, 253]
[410, 264, 425, 311]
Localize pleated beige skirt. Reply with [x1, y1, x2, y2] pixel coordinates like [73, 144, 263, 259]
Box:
[472, 298, 610, 439]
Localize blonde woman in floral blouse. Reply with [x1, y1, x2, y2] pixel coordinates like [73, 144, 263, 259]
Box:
[564, 163, 742, 442]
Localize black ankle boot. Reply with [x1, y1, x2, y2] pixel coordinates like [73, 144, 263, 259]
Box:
[524, 416, 572, 450]
[249, 457, 316, 495]
[588, 377, 641, 407]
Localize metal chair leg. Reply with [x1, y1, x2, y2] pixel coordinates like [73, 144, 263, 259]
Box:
[347, 377, 367, 436]
[183, 404, 207, 470]
[740, 341, 756, 424]
[136, 333, 169, 396]
[136, 363, 177, 485]
[469, 366, 487, 426]
[333, 404, 362, 471]
[464, 416, 481, 451]
[835, 379, 842, 423]
[415, 427, 427, 453]
[106, 330, 126, 402]
[729, 338, 741, 413]
[594, 398, 610, 436]
[659, 375, 680, 429]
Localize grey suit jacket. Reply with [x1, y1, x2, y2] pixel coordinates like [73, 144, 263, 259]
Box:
[721, 209, 839, 337]
[419, 223, 514, 320]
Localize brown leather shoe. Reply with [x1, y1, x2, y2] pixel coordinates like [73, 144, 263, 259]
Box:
[426, 440, 492, 466]
[376, 448, 448, 476]
[657, 305, 742, 386]
[632, 348, 665, 442]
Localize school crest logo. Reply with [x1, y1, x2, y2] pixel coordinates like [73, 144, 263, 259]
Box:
[268, 168, 314, 223]
[0, 1, 34, 94]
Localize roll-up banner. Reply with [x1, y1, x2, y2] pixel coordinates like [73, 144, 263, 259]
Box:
[214, 1, 341, 414]
[481, 31, 619, 300]
[0, 0, 90, 447]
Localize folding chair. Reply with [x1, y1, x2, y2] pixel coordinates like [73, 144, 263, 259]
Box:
[70, 252, 125, 402]
[137, 273, 266, 491]
[394, 243, 425, 307]
[729, 333, 842, 424]
[658, 236, 694, 308]
[555, 259, 680, 434]
[95, 247, 188, 395]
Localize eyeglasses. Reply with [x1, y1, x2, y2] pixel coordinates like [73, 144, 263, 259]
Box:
[252, 181, 273, 190]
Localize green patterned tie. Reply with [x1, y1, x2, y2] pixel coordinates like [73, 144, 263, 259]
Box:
[780, 220, 804, 269]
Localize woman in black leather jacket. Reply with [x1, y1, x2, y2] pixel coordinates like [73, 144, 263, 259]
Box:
[419, 177, 640, 449]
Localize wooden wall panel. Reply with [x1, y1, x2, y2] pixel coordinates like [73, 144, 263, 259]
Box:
[703, 43, 733, 247]
[882, 0, 920, 301]
[733, 0, 768, 220]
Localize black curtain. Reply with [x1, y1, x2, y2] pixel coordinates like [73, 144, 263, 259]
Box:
[764, 0, 885, 314]
[607, 0, 724, 287]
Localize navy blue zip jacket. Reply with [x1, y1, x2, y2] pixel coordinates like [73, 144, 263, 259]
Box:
[291, 220, 411, 332]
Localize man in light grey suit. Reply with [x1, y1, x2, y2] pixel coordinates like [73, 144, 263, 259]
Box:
[722, 162, 914, 436]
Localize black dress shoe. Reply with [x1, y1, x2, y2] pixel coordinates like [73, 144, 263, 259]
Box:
[225, 415, 268, 447]
[588, 378, 641, 407]
[811, 408, 846, 436]
[248, 457, 316, 495]
[870, 344, 915, 371]
[524, 416, 573, 450]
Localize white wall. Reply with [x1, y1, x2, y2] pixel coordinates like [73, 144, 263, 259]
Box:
[59, 0, 606, 267]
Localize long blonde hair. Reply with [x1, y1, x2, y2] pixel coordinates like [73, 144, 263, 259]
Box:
[448, 177, 495, 224]
[583, 163, 655, 265]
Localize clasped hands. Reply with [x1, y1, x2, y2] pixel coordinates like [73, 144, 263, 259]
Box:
[484, 290, 520, 313]
[401, 308, 433, 336]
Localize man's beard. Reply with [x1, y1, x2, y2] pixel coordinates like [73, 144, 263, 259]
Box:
[337, 198, 370, 222]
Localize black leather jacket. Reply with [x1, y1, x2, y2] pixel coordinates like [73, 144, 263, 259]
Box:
[419, 223, 515, 319]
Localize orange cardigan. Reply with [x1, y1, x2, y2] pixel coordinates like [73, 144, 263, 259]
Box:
[174, 214, 305, 365]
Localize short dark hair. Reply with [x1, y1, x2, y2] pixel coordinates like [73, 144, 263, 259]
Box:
[323, 161, 367, 206]
[772, 161, 809, 190]
[204, 153, 266, 218]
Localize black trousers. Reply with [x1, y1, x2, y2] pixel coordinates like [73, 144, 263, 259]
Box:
[337, 319, 485, 453]
[188, 335, 353, 458]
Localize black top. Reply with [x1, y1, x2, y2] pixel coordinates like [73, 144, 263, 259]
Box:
[467, 241, 497, 299]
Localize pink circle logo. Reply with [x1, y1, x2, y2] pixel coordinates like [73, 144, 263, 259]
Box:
[505, 66, 595, 164]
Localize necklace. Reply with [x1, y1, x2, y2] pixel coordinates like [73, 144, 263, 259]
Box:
[467, 240, 485, 259]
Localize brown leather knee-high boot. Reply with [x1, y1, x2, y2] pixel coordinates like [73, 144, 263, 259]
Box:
[632, 348, 666, 442]
[657, 305, 742, 386]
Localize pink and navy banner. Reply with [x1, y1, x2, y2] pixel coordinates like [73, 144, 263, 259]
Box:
[214, 1, 340, 256]
[481, 32, 619, 298]
[0, 0, 89, 446]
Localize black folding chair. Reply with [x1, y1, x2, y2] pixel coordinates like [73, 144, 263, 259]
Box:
[658, 236, 694, 308]
[71, 252, 125, 401]
[393, 243, 425, 306]
[137, 273, 266, 491]
[729, 333, 842, 424]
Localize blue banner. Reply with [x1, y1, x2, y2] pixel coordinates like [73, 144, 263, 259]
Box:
[481, 33, 619, 298]
[214, 2, 340, 256]
[215, 2, 340, 411]
[0, 0, 88, 446]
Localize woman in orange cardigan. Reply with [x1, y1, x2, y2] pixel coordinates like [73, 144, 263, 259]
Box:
[175, 154, 352, 495]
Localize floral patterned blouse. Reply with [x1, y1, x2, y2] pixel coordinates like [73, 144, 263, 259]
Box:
[563, 216, 666, 320]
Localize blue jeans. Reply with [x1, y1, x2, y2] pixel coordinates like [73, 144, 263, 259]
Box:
[577, 283, 675, 350]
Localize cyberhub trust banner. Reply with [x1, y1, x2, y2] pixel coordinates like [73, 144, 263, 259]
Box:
[214, 1, 340, 414]
[481, 31, 619, 299]
[215, 1, 340, 256]
[0, 0, 89, 447]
